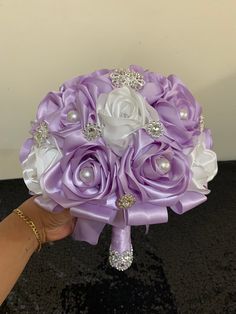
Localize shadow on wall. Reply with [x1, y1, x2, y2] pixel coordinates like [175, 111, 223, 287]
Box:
[195, 72, 236, 161]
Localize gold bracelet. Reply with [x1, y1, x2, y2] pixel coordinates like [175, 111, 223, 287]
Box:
[13, 208, 42, 252]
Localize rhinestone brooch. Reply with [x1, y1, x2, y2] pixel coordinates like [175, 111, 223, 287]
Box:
[83, 123, 102, 141]
[109, 245, 133, 271]
[116, 194, 136, 209]
[145, 120, 164, 138]
[33, 121, 49, 147]
[110, 68, 145, 91]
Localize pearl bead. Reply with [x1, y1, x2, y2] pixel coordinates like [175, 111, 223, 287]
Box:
[179, 108, 189, 120]
[67, 110, 79, 122]
[79, 167, 93, 182]
[156, 157, 171, 173]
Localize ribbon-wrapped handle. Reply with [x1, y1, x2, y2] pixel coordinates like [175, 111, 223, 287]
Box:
[109, 225, 133, 271]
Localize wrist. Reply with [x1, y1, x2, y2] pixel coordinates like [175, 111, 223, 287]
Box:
[17, 200, 47, 248]
[13, 208, 44, 252]
[21, 209, 46, 245]
[9, 212, 39, 253]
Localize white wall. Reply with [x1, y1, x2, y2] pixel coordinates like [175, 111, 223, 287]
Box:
[1, 0, 236, 179]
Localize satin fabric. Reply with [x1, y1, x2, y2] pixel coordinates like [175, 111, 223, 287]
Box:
[96, 86, 159, 155]
[20, 65, 218, 254]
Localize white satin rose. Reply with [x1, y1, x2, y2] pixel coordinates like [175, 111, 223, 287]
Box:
[96, 86, 159, 154]
[21, 138, 62, 195]
[188, 132, 218, 194]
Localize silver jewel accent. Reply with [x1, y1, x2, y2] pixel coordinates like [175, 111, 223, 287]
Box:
[110, 68, 145, 91]
[116, 194, 136, 209]
[33, 121, 49, 147]
[67, 110, 79, 122]
[145, 120, 164, 138]
[83, 123, 102, 141]
[109, 245, 133, 271]
[199, 115, 205, 132]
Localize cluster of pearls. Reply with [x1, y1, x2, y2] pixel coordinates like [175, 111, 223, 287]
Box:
[145, 120, 164, 139]
[83, 123, 102, 141]
[33, 121, 49, 147]
[67, 110, 80, 123]
[109, 245, 133, 271]
[156, 157, 171, 173]
[110, 68, 145, 91]
[116, 194, 136, 209]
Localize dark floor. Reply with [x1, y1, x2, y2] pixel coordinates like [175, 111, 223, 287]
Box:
[0, 161, 236, 314]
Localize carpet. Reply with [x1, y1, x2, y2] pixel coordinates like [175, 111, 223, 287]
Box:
[0, 161, 235, 313]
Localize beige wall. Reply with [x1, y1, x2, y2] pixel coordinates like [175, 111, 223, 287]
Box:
[0, 0, 236, 179]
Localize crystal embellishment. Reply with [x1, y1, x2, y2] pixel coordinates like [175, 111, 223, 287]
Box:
[116, 194, 136, 209]
[109, 245, 133, 271]
[145, 120, 164, 138]
[33, 121, 49, 147]
[110, 68, 145, 91]
[83, 123, 102, 141]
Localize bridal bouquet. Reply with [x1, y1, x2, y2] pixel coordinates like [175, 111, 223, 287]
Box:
[20, 65, 218, 271]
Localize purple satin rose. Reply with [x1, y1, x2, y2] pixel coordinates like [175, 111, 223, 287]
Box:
[60, 69, 114, 129]
[60, 68, 112, 91]
[41, 130, 118, 208]
[117, 129, 190, 207]
[129, 64, 170, 104]
[20, 69, 115, 177]
[35, 89, 80, 132]
[152, 75, 201, 149]
[22, 89, 82, 152]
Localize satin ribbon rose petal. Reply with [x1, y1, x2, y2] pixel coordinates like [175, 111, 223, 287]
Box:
[129, 64, 171, 104]
[170, 129, 218, 214]
[21, 137, 62, 195]
[188, 129, 218, 194]
[153, 75, 202, 150]
[117, 128, 190, 208]
[96, 86, 159, 155]
[40, 130, 118, 209]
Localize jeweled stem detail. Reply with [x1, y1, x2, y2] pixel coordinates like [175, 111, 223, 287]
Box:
[109, 225, 133, 271]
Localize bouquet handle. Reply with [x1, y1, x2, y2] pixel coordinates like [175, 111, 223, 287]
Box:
[109, 225, 133, 271]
